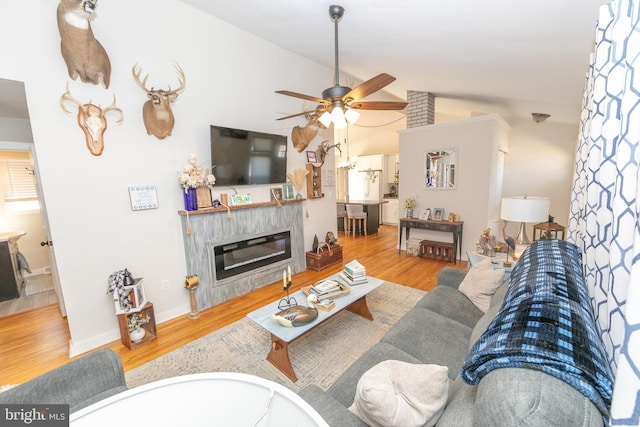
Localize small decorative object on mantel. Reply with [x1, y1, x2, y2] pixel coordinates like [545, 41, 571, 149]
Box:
[404, 197, 418, 218]
[185, 274, 200, 320]
[178, 154, 216, 211]
[278, 266, 297, 310]
[286, 168, 309, 199]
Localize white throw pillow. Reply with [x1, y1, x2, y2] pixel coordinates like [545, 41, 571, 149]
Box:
[459, 258, 505, 313]
[348, 360, 449, 427]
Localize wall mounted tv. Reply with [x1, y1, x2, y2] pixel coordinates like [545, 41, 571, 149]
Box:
[210, 125, 288, 186]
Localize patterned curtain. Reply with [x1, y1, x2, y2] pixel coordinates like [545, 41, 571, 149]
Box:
[568, 0, 640, 424]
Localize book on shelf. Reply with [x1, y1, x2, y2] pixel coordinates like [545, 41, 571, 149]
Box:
[344, 259, 366, 277]
[339, 272, 368, 286]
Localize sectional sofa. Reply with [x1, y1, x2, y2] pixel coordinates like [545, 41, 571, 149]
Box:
[299, 239, 613, 426]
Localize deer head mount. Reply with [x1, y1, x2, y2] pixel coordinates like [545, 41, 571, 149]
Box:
[132, 63, 186, 140]
[291, 113, 321, 153]
[60, 83, 123, 156]
[57, 0, 111, 88]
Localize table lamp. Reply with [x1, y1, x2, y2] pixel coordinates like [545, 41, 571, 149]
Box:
[500, 196, 550, 259]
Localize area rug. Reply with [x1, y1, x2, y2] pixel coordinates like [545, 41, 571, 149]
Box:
[125, 282, 426, 393]
[24, 274, 54, 296]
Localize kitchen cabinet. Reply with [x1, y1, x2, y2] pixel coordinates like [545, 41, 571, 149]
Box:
[382, 198, 399, 225]
[357, 155, 384, 172]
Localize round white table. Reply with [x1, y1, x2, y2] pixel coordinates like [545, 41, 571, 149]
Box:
[70, 372, 329, 426]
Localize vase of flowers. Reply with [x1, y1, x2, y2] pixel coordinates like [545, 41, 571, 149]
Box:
[178, 154, 216, 211]
[404, 197, 417, 218]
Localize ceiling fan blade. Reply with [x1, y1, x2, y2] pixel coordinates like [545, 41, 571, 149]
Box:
[343, 73, 397, 102]
[351, 101, 408, 111]
[275, 90, 328, 104]
[276, 111, 315, 121]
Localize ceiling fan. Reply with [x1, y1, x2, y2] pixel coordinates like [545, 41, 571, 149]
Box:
[275, 5, 408, 128]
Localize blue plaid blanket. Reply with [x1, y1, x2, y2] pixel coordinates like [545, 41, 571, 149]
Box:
[461, 240, 613, 419]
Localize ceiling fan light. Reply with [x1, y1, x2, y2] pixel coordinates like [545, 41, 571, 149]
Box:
[344, 108, 360, 124]
[318, 111, 332, 127]
[331, 107, 347, 128]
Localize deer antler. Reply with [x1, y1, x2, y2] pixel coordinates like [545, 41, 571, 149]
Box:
[59, 82, 83, 115]
[102, 95, 124, 124]
[165, 63, 186, 95]
[132, 64, 152, 92]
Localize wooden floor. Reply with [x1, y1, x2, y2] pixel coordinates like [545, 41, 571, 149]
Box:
[0, 225, 466, 386]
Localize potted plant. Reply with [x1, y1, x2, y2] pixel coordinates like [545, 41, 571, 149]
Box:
[128, 312, 150, 342]
[178, 154, 216, 211]
[404, 197, 418, 218]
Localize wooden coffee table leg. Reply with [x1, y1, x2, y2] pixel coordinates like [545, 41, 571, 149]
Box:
[266, 335, 298, 382]
[346, 296, 374, 321]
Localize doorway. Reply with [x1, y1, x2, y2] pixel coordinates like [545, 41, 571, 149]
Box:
[0, 78, 65, 318]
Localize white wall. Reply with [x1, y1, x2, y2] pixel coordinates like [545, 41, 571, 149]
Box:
[501, 117, 577, 234]
[0, 0, 336, 355]
[398, 115, 510, 255]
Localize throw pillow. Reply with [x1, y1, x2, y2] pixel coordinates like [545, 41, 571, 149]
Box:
[459, 258, 505, 313]
[348, 360, 449, 427]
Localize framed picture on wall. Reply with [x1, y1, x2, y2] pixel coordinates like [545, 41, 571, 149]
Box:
[432, 208, 444, 221]
[306, 151, 317, 163]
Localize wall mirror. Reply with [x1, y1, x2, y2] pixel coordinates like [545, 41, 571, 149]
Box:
[424, 148, 457, 189]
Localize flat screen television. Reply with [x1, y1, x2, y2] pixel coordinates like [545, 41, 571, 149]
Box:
[210, 125, 288, 186]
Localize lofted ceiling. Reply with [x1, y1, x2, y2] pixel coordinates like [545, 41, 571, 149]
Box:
[1, 2, 609, 125]
[181, 0, 609, 124]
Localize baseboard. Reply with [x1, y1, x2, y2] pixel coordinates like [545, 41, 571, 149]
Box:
[68, 302, 191, 357]
[22, 267, 51, 278]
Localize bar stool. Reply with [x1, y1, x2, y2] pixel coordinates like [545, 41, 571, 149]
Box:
[346, 204, 367, 236]
[337, 203, 349, 235]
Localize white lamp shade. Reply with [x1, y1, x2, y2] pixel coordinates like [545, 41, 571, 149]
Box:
[500, 196, 550, 223]
[318, 111, 332, 128]
[331, 107, 347, 129]
[344, 108, 360, 125]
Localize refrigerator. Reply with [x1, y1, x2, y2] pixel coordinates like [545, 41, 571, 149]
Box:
[347, 168, 383, 202]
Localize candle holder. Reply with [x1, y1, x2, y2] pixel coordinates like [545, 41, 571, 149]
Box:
[278, 280, 298, 310]
[185, 274, 200, 320]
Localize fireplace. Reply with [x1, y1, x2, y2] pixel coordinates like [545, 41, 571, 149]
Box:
[180, 200, 305, 309]
[214, 231, 291, 280]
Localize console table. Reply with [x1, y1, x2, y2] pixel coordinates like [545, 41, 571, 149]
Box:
[398, 218, 464, 263]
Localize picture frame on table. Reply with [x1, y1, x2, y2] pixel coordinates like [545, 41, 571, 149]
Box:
[270, 187, 283, 201]
[432, 208, 444, 221]
[306, 151, 318, 163]
[419, 208, 431, 220]
[231, 194, 252, 205]
[282, 183, 295, 200]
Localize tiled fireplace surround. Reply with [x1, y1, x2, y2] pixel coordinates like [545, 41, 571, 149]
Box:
[179, 200, 305, 310]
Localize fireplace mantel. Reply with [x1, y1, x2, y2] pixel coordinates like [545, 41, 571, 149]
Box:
[177, 198, 305, 216]
[179, 199, 305, 310]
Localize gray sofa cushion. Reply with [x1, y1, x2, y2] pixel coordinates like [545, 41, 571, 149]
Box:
[381, 307, 472, 380]
[299, 385, 368, 427]
[436, 377, 476, 427]
[414, 285, 484, 328]
[0, 348, 126, 413]
[327, 342, 423, 407]
[475, 368, 604, 427]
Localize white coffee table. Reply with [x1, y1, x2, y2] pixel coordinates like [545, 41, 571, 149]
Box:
[70, 372, 328, 426]
[247, 274, 384, 381]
